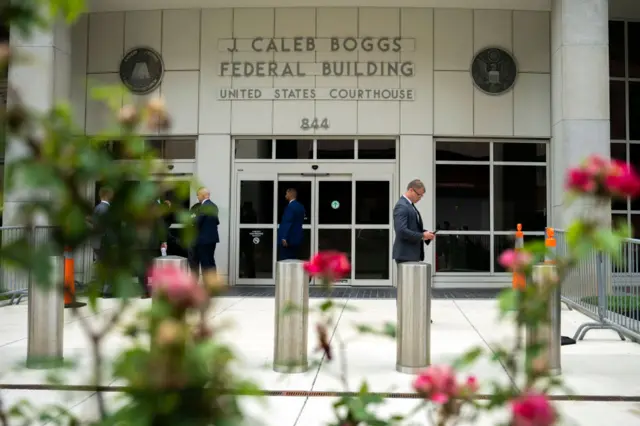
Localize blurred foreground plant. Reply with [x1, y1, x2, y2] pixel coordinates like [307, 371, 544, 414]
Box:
[0, 1, 259, 425]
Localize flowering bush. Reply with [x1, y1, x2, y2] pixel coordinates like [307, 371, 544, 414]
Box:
[301, 154, 640, 426]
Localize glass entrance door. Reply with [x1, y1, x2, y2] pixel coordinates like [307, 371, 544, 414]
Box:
[234, 170, 393, 286]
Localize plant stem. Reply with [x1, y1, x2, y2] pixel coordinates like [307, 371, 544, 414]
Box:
[335, 329, 349, 390]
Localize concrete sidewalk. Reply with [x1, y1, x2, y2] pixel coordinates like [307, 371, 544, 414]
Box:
[0, 297, 639, 425]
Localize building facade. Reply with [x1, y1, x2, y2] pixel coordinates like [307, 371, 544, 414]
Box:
[5, 0, 637, 287]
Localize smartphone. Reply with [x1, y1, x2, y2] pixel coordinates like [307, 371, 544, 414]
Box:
[432, 230, 439, 234]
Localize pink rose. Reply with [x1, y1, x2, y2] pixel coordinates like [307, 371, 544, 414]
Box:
[148, 265, 208, 309]
[304, 251, 351, 282]
[498, 249, 533, 272]
[566, 168, 595, 193]
[511, 392, 556, 426]
[413, 365, 476, 404]
[605, 161, 640, 198]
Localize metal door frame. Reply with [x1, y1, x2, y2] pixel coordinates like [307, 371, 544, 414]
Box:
[231, 162, 395, 286]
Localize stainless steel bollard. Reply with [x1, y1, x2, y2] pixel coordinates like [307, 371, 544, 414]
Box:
[153, 255, 189, 271]
[273, 260, 309, 373]
[27, 256, 64, 369]
[396, 262, 432, 374]
[526, 264, 562, 376]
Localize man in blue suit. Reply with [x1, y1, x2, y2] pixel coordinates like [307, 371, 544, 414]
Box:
[193, 187, 220, 273]
[278, 188, 305, 260]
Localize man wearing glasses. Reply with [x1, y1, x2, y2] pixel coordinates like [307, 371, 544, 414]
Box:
[393, 179, 435, 321]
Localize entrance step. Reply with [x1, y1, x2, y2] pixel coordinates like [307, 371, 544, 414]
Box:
[223, 286, 503, 299]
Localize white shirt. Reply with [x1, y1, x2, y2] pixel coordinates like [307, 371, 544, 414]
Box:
[402, 194, 413, 205]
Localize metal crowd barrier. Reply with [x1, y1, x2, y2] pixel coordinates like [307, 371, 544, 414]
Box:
[555, 230, 640, 342]
[0, 226, 92, 306]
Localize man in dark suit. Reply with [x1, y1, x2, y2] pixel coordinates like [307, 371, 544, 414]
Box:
[392, 179, 435, 262]
[193, 187, 219, 273]
[393, 179, 435, 321]
[90, 187, 114, 297]
[134, 199, 167, 298]
[278, 188, 306, 260]
[187, 200, 201, 275]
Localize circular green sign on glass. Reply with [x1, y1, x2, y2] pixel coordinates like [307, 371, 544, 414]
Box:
[331, 200, 340, 209]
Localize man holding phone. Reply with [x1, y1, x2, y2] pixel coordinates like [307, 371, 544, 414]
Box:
[392, 179, 436, 323]
[392, 179, 436, 263]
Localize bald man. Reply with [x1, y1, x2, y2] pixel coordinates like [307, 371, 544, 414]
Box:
[193, 187, 220, 273]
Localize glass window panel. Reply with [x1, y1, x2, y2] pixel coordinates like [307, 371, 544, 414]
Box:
[435, 142, 489, 161]
[493, 143, 546, 162]
[318, 180, 352, 225]
[612, 213, 629, 233]
[358, 139, 396, 159]
[235, 139, 272, 159]
[276, 228, 311, 261]
[355, 229, 389, 279]
[610, 80, 627, 140]
[629, 83, 640, 140]
[632, 214, 640, 239]
[277, 180, 311, 225]
[355, 181, 389, 225]
[435, 234, 490, 272]
[317, 139, 354, 159]
[629, 22, 640, 78]
[436, 165, 490, 230]
[238, 228, 273, 279]
[612, 143, 629, 211]
[610, 20, 626, 78]
[239, 180, 274, 224]
[163, 139, 196, 159]
[494, 234, 544, 272]
[275, 139, 313, 159]
[318, 229, 352, 280]
[494, 166, 547, 231]
[611, 142, 627, 161]
[630, 145, 640, 210]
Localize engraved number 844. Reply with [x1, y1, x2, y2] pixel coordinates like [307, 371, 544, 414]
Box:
[300, 118, 329, 130]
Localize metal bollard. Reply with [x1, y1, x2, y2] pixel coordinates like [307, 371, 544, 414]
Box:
[273, 260, 309, 373]
[526, 264, 562, 376]
[152, 255, 189, 271]
[396, 262, 432, 374]
[27, 255, 64, 369]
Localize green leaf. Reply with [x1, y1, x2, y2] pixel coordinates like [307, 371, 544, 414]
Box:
[452, 346, 483, 369]
[498, 289, 518, 313]
[382, 322, 397, 338]
[319, 299, 333, 312]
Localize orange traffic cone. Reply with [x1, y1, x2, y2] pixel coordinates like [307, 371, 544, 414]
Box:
[64, 247, 86, 308]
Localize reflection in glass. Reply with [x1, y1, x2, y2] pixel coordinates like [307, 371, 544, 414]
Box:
[493, 143, 546, 162]
[355, 181, 389, 225]
[358, 139, 396, 159]
[435, 234, 490, 272]
[239, 181, 273, 224]
[610, 81, 626, 140]
[318, 229, 352, 274]
[275, 139, 313, 159]
[276, 229, 311, 261]
[609, 20, 625, 78]
[435, 165, 490, 230]
[494, 166, 546, 231]
[435, 142, 489, 161]
[318, 180, 352, 225]
[164, 139, 196, 159]
[235, 139, 272, 159]
[317, 140, 355, 159]
[277, 181, 311, 225]
[629, 83, 640, 141]
[355, 229, 389, 279]
[494, 234, 544, 272]
[238, 228, 273, 279]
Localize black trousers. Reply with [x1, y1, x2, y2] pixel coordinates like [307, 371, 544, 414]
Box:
[194, 243, 217, 273]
